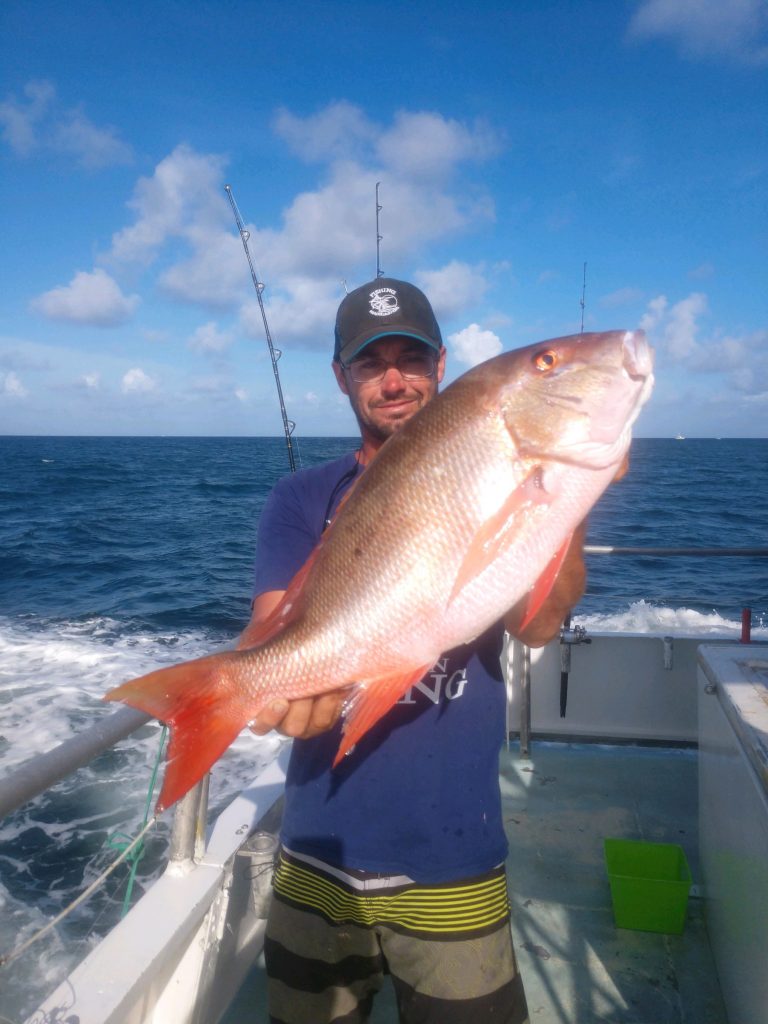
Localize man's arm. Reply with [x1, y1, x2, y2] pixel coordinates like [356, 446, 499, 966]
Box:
[240, 590, 347, 739]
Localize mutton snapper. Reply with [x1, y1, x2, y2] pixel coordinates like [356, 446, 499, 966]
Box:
[106, 330, 654, 811]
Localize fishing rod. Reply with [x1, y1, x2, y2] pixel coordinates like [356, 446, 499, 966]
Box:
[580, 261, 587, 334]
[375, 182, 384, 278]
[225, 184, 296, 473]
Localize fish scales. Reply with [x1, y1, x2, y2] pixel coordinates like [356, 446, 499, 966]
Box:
[106, 330, 654, 810]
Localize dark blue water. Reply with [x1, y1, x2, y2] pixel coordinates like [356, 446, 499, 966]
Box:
[1, 435, 766, 630]
[0, 436, 356, 634]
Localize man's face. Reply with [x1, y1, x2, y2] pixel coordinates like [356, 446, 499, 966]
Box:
[333, 336, 446, 445]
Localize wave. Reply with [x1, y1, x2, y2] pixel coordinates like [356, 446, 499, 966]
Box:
[575, 599, 768, 638]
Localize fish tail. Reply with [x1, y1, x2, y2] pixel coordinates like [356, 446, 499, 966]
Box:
[105, 652, 247, 812]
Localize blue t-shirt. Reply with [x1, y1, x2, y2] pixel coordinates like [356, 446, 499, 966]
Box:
[253, 452, 508, 883]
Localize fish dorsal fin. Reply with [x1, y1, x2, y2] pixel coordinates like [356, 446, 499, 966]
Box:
[241, 455, 368, 650]
[240, 544, 322, 648]
[448, 466, 551, 605]
[332, 663, 433, 767]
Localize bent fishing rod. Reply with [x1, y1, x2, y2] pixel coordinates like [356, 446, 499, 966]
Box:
[225, 184, 296, 473]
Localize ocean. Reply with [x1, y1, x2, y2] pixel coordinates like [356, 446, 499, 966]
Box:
[1, 434, 766, 1019]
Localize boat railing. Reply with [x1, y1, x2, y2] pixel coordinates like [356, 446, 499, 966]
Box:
[0, 704, 214, 872]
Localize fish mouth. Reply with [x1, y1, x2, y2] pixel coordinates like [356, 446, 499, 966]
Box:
[622, 330, 654, 382]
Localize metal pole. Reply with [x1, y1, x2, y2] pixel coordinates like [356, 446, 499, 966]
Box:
[584, 546, 768, 557]
[168, 775, 209, 864]
[0, 707, 150, 819]
[520, 642, 531, 758]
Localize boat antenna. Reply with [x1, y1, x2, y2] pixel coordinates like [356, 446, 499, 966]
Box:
[225, 184, 296, 473]
[375, 182, 384, 278]
[580, 261, 587, 334]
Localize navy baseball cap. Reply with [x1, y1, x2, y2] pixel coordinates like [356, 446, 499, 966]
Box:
[334, 277, 443, 364]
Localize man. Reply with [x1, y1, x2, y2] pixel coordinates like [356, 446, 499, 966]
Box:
[244, 278, 585, 1024]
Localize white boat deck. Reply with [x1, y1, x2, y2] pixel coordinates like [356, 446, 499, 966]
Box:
[223, 740, 727, 1023]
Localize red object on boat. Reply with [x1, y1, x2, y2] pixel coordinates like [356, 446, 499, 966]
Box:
[740, 608, 752, 643]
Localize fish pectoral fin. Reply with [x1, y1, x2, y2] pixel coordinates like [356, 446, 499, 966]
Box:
[332, 664, 432, 768]
[105, 653, 246, 812]
[511, 533, 573, 634]
[448, 467, 551, 605]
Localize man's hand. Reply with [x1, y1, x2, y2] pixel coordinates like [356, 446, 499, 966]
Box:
[240, 589, 347, 740]
[504, 520, 588, 648]
[247, 690, 348, 739]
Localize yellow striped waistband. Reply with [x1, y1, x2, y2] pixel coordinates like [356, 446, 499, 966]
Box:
[273, 854, 510, 936]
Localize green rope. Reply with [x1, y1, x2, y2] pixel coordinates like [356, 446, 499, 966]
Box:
[106, 724, 168, 917]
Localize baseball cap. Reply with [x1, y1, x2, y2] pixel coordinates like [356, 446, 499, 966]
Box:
[334, 277, 443, 364]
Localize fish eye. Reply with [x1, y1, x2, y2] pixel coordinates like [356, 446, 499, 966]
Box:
[533, 349, 558, 371]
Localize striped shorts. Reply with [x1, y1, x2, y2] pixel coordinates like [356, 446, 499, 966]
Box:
[265, 848, 529, 1024]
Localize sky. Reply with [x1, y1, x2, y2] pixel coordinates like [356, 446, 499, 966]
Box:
[0, 0, 766, 439]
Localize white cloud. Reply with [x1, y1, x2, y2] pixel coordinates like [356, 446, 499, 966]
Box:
[188, 321, 233, 354]
[688, 261, 715, 280]
[274, 103, 498, 178]
[599, 287, 645, 308]
[1, 371, 28, 398]
[0, 79, 132, 166]
[61, 108, 500, 341]
[448, 323, 503, 367]
[121, 368, 157, 393]
[415, 261, 490, 320]
[249, 106, 498, 289]
[240, 276, 342, 346]
[639, 295, 768, 398]
[629, 0, 768, 64]
[639, 293, 706, 357]
[375, 111, 499, 180]
[274, 101, 375, 162]
[105, 144, 245, 308]
[109, 144, 231, 261]
[81, 372, 100, 390]
[53, 108, 133, 169]
[31, 269, 140, 327]
[0, 80, 55, 155]
[639, 295, 669, 332]
[665, 292, 707, 359]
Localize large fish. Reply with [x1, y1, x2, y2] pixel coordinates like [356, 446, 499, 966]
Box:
[106, 330, 653, 811]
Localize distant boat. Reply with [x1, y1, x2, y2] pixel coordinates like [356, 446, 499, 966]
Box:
[675, 433, 686, 440]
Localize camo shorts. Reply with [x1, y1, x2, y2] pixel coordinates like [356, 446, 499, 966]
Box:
[264, 848, 529, 1024]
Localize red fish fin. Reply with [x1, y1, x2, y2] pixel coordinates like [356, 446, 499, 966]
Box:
[332, 664, 432, 768]
[240, 546, 322, 648]
[448, 467, 550, 604]
[242, 467, 366, 649]
[515, 534, 573, 633]
[105, 653, 246, 811]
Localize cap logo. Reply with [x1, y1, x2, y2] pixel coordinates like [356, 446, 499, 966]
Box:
[368, 287, 399, 317]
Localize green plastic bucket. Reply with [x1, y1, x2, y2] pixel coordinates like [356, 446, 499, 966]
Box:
[604, 838, 692, 934]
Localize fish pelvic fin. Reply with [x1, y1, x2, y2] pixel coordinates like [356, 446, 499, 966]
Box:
[332, 663, 433, 768]
[448, 466, 551, 606]
[513, 533, 573, 634]
[105, 652, 247, 812]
